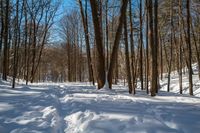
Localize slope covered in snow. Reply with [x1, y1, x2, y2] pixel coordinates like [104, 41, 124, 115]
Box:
[0, 80, 200, 133]
[160, 63, 200, 97]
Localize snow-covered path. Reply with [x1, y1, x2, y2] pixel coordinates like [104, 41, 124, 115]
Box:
[0, 82, 200, 133]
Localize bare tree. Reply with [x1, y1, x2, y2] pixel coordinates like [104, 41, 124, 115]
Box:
[78, 0, 94, 85]
[90, 0, 106, 89]
[123, 8, 132, 94]
[107, 0, 128, 89]
[186, 0, 193, 95]
[139, 0, 144, 91]
[148, 0, 156, 96]
[2, 0, 9, 80]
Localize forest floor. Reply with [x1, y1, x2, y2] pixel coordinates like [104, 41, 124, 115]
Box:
[1, 64, 200, 133]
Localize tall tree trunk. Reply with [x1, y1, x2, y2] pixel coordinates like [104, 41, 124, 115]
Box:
[166, 0, 173, 92]
[30, 20, 37, 83]
[159, 31, 163, 80]
[26, 21, 32, 85]
[145, 0, 149, 94]
[178, 0, 183, 94]
[78, 0, 94, 84]
[107, 0, 128, 89]
[105, 0, 109, 71]
[186, 0, 193, 95]
[0, 0, 3, 70]
[90, 0, 105, 89]
[148, 0, 156, 96]
[12, 0, 20, 88]
[139, 0, 143, 90]
[124, 11, 133, 94]
[2, 0, 9, 81]
[154, 0, 158, 93]
[23, 0, 28, 82]
[79, 33, 83, 82]
[129, 0, 136, 94]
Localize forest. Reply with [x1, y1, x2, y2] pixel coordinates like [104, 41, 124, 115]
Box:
[0, 0, 200, 96]
[0, 0, 200, 132]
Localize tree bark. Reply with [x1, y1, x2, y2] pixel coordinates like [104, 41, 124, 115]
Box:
[139, 0, 144, 90]
[90, 0, 105, 89]
[123, 11, 133, 94]
[186, 0, 193, 95]
[178, 0, 183, 94]
[154, 0, 158, 93]
[2, 0, 9, 81]
[148, 0, 156, 96]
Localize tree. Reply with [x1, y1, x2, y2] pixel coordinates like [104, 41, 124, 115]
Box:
[139, 0, 144, 91]
[145, 0, 149, 94]
[107, 0, 128, 89]
[186, 0, 193, 95]
[123, 8, 133, 94]
[12, 0, 20, 88]
[148, 0, 157, 96]
[90, 0, 106, 89]
[178, 0, 183, 94]
[129, 0, 136, 94]
[154, 0, 159, 93]
[2, 0, 9, 81]
[78, 0, 94, 85]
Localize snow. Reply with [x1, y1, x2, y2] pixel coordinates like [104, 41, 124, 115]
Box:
[0, 66, 200, 133]
[160, 63, 200, 97]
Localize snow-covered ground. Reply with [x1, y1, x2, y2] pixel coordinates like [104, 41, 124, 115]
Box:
[160, 63, 200, 97]
[0, 78, 200, 133]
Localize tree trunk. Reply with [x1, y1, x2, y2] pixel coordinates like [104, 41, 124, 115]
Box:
[12, 0, 20, 88]
[186, 0, 193, 95]
[148, 0, 156, 96]
[105, 0, 109, 71]
[154, 0, 158, 93]
[107, 0, 128, 89]
[129, 0, 136, 94]
[90, 0, 105, 89]
[178, 0, 183, 94]
[0, 0, 3, 69]
[124, 11, 133, 94]
[78, 0, 94, 84]
[139, 0, 143, 90]
[145, 0, 149, 94]
[2, 0, 9, 81]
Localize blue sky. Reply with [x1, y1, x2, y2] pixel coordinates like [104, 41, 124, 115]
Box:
[49, 0, 79, 43]
[60, 0, 79, 13]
